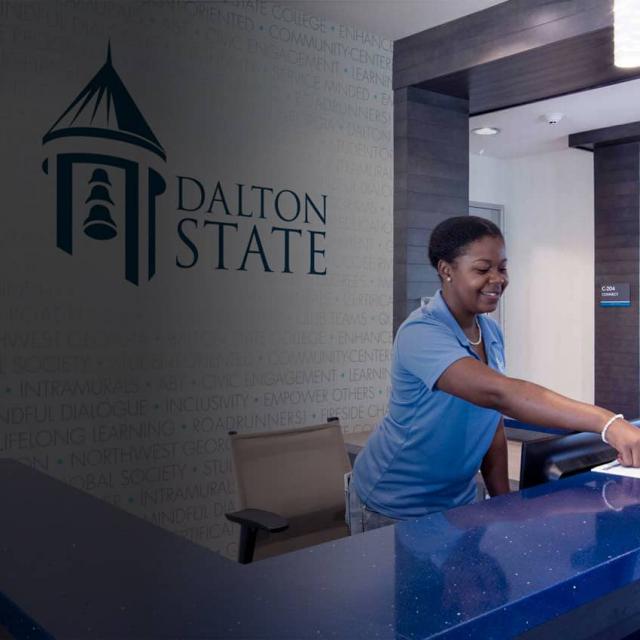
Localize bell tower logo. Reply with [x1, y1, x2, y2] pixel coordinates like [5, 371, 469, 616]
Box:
[42, 44, 166, 285]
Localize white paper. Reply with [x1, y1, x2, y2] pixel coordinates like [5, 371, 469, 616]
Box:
[592, 460, 640, 479]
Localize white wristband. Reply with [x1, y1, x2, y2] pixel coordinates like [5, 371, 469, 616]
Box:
[601, 413, 624, 444]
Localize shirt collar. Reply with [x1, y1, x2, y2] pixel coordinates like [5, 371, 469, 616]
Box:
[422, 290, 498, 348]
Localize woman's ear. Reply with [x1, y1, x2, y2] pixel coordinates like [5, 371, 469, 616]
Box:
[438, 260, 452, 283]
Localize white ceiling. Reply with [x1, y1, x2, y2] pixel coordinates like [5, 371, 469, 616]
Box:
[286, 0, 640, 158]
[469, 80, 640, 158]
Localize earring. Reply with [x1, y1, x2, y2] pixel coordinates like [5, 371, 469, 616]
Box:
[446, 276, 452, 282]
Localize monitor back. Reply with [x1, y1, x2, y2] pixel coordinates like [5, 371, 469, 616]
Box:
[519, 432, 616, 489]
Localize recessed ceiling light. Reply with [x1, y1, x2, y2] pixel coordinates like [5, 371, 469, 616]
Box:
[472, 127, 500, 136]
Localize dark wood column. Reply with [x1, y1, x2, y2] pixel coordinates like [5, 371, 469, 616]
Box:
[570, 126, 640, 417]
[594, 144, 640, 417]
[393, 87, 468, 332]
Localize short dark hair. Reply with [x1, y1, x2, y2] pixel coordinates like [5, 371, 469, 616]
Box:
[428, 215, 503, 270]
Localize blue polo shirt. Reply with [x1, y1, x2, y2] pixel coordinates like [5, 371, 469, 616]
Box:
[352, 290, 505, 519]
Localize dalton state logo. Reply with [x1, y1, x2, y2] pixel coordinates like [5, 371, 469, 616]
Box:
[42, 44, 166, 285]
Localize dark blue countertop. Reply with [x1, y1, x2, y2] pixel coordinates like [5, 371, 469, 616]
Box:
[2, 460, 640, 639]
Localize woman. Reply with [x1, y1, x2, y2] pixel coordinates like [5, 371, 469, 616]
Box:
[348, 216, 640, 533]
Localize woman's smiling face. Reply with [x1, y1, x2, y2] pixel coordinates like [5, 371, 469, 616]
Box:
[441, 235, 508, 316]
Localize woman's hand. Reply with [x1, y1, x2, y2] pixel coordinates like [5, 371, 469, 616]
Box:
[603, 419, 640, 467]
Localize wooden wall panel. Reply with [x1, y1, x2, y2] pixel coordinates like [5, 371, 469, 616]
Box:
[396, 1, 640, 116]
[393, 87, 468, 333]
[594, 143, 640, 417]
[394, 0, 613, 89]
[395, 0, 611, 82]
[416, 29, 640, 115]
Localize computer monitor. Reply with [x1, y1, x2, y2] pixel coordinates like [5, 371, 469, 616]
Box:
[519, 431, 616, 490]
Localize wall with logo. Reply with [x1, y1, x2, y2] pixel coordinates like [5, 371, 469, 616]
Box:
[470, 150, 595, 404]
[1, 1, 393, 558]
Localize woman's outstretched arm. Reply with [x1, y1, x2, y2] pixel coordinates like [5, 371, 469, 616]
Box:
[437, 357, 640, 466]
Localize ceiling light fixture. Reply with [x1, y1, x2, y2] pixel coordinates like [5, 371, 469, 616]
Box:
[614, 0, 640, 68]
[471, 127, 500, 136]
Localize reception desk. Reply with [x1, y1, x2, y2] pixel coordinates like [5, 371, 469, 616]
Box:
[2, 459, 640, 639]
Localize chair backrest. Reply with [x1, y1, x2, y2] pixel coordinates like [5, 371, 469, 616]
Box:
[230, 422, 351, 519]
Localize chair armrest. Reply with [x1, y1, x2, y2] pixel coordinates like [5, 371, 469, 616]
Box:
[225, 508, 289, 533]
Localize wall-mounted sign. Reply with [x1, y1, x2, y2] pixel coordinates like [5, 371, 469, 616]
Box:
[599, 283, 631, 307]
[42, 46, 328, 285]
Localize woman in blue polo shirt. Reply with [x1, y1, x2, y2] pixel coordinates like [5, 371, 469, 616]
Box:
[348, 216, 640, 533]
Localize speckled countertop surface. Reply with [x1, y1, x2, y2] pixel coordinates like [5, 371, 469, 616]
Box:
[2, 460, 640, 639]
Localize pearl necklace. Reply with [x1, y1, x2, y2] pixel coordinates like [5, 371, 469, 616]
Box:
[467, 317, 482, 346]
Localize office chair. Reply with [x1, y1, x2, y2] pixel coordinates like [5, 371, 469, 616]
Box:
[225, 419, 352, 563]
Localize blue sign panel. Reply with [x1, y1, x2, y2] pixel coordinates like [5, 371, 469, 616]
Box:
[599, 283, 631, 307]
